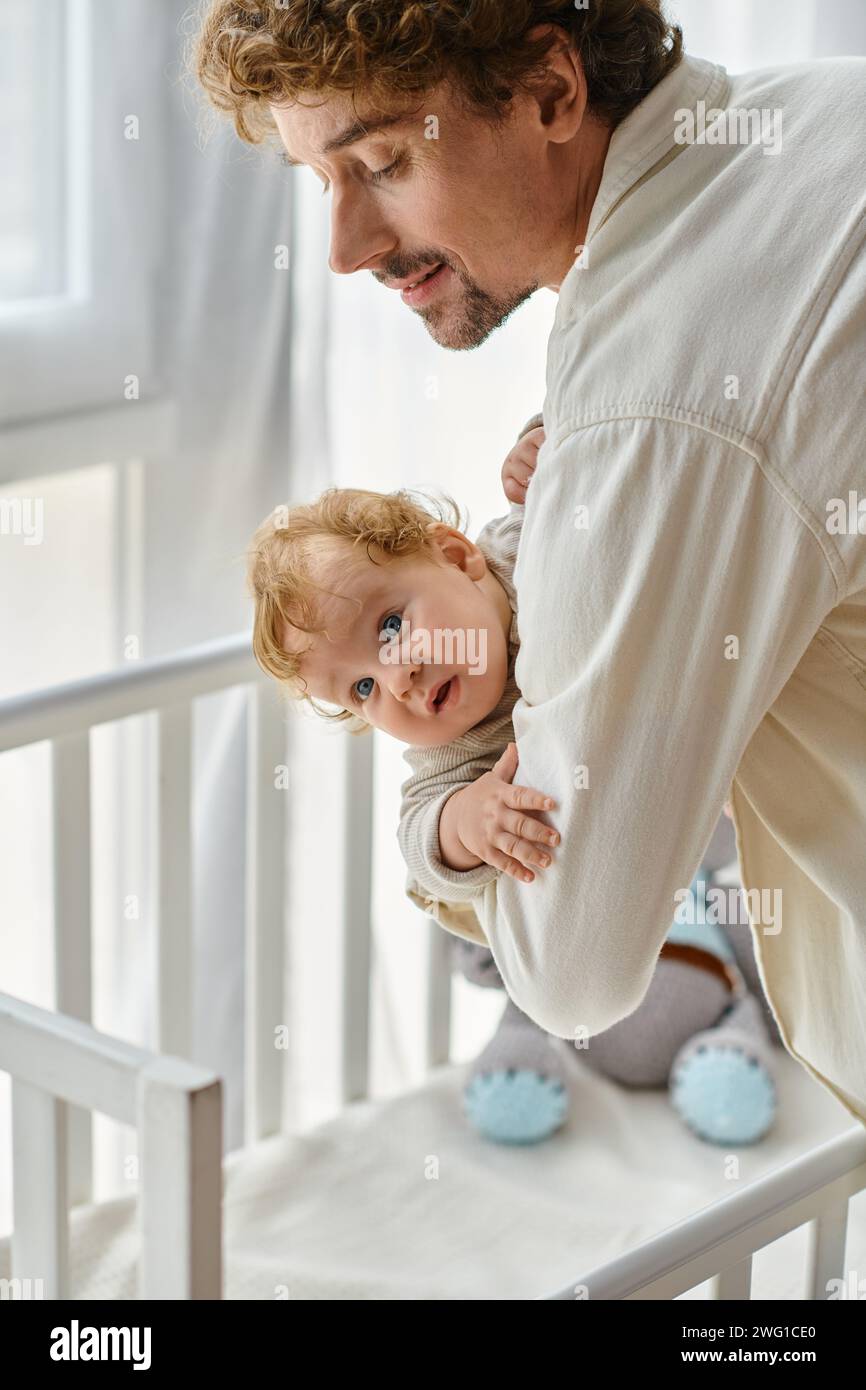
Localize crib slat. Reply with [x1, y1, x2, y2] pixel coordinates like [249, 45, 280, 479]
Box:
[806, 1201, 849, 1298]
[425, 922, 452, 1069]
[51, 730, 93, 1208]
[710, 1255, 752, 1299]
[138, 1058, 222, 1299]
[244, 683, 287, 1142]
[157, 703, 192, 1059]
[11, 1080, 69, 1299]
[341, 733, 374, 1103]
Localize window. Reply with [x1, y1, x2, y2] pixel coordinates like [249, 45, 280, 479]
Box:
[0, 0, 164, 424]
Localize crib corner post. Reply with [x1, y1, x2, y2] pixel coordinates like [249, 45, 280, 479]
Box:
[137, 1059, 223, 1300]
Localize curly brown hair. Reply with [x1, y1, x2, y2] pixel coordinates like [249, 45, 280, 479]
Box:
[191, 0, 683, 147]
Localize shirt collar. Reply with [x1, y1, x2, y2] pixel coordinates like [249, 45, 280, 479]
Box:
[583, 52, 731, 244]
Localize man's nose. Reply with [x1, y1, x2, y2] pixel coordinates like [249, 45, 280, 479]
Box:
[328, 185, 396, 276]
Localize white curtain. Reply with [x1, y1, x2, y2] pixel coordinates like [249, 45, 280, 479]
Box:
[105, 0, 301, 1167]
[145, 2, 298, 1160]
[0, 0, 296, 1221]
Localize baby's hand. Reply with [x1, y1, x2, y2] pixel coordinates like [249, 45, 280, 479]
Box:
[501, 425, 545, 505]
[444, 743, 559, 882]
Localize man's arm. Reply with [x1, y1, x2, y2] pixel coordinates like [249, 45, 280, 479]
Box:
[473, 413, 838, 1039]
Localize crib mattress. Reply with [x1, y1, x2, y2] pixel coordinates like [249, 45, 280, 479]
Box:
[1, 1049, 863, 1300]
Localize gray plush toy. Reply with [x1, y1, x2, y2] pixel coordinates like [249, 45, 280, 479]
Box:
[457, 811, 783, 1148]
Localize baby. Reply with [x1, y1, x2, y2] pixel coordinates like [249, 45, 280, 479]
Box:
[246, 410, 557, 946]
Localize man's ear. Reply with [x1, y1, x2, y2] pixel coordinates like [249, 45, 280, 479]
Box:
[524, 21, 588, 140]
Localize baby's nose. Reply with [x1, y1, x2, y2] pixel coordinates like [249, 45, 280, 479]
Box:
[390, 663, 422, 702]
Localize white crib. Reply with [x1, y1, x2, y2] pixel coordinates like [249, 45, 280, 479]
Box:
[1, 634, 865, 1301]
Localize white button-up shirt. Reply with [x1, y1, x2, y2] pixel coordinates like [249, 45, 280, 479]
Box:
[473, 51, 866, 1126]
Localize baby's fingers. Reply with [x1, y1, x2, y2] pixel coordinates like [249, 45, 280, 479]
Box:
[499, 808, 559, 856]
[493, 825, 556, 878]
[511, 459, 536, 488]
[505, 783, 557, 815]
[489, 822, 553, 880]
[502, 475, 529, 505]
[484, 844, 539, 885]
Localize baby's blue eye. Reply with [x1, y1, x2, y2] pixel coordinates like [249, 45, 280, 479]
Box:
[352, 613, 404, 703]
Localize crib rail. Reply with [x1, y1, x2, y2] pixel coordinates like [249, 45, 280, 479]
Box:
[542, 1124, 866, 1300]
[0, 634, 381, 1204]
[0, 635, 285, 1209]
[0, 990, 221, 1298]
[0, 632, 465, 1298]
[15, 634, 857, 1303]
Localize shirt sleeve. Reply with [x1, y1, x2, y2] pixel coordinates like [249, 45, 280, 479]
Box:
[518, 411, 545, 439]
[398, 782, 500, 904]
[403, 869, 491, 947]
[472, 413, 839, 1039]
[398, 734, 525, 947]
[398, 755, 505, 948]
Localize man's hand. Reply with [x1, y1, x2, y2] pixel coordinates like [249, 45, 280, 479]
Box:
[501, 425, 545, 505]
[438, 743, 560, 881]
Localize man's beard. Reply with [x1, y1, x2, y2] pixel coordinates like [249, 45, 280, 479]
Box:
[421, 269, 538, 351]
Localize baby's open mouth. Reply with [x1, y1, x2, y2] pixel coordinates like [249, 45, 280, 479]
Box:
[432, 678, 452, 711]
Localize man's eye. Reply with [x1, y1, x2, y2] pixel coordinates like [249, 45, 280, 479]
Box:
[369, 155, 403, 185]
[316, 155, 403, 197]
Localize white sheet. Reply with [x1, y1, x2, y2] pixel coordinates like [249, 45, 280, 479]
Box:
[1, 1050, 863, 1300]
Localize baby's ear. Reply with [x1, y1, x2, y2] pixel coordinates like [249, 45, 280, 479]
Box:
[424, 520, 452, 554]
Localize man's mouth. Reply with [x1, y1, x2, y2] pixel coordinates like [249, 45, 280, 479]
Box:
[401, 264, 450, 307]
[406, 265, 441, 287]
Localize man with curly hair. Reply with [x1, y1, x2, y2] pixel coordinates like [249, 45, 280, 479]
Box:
[194, 0, 675, 351]
[194, 1, 866, 1126]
